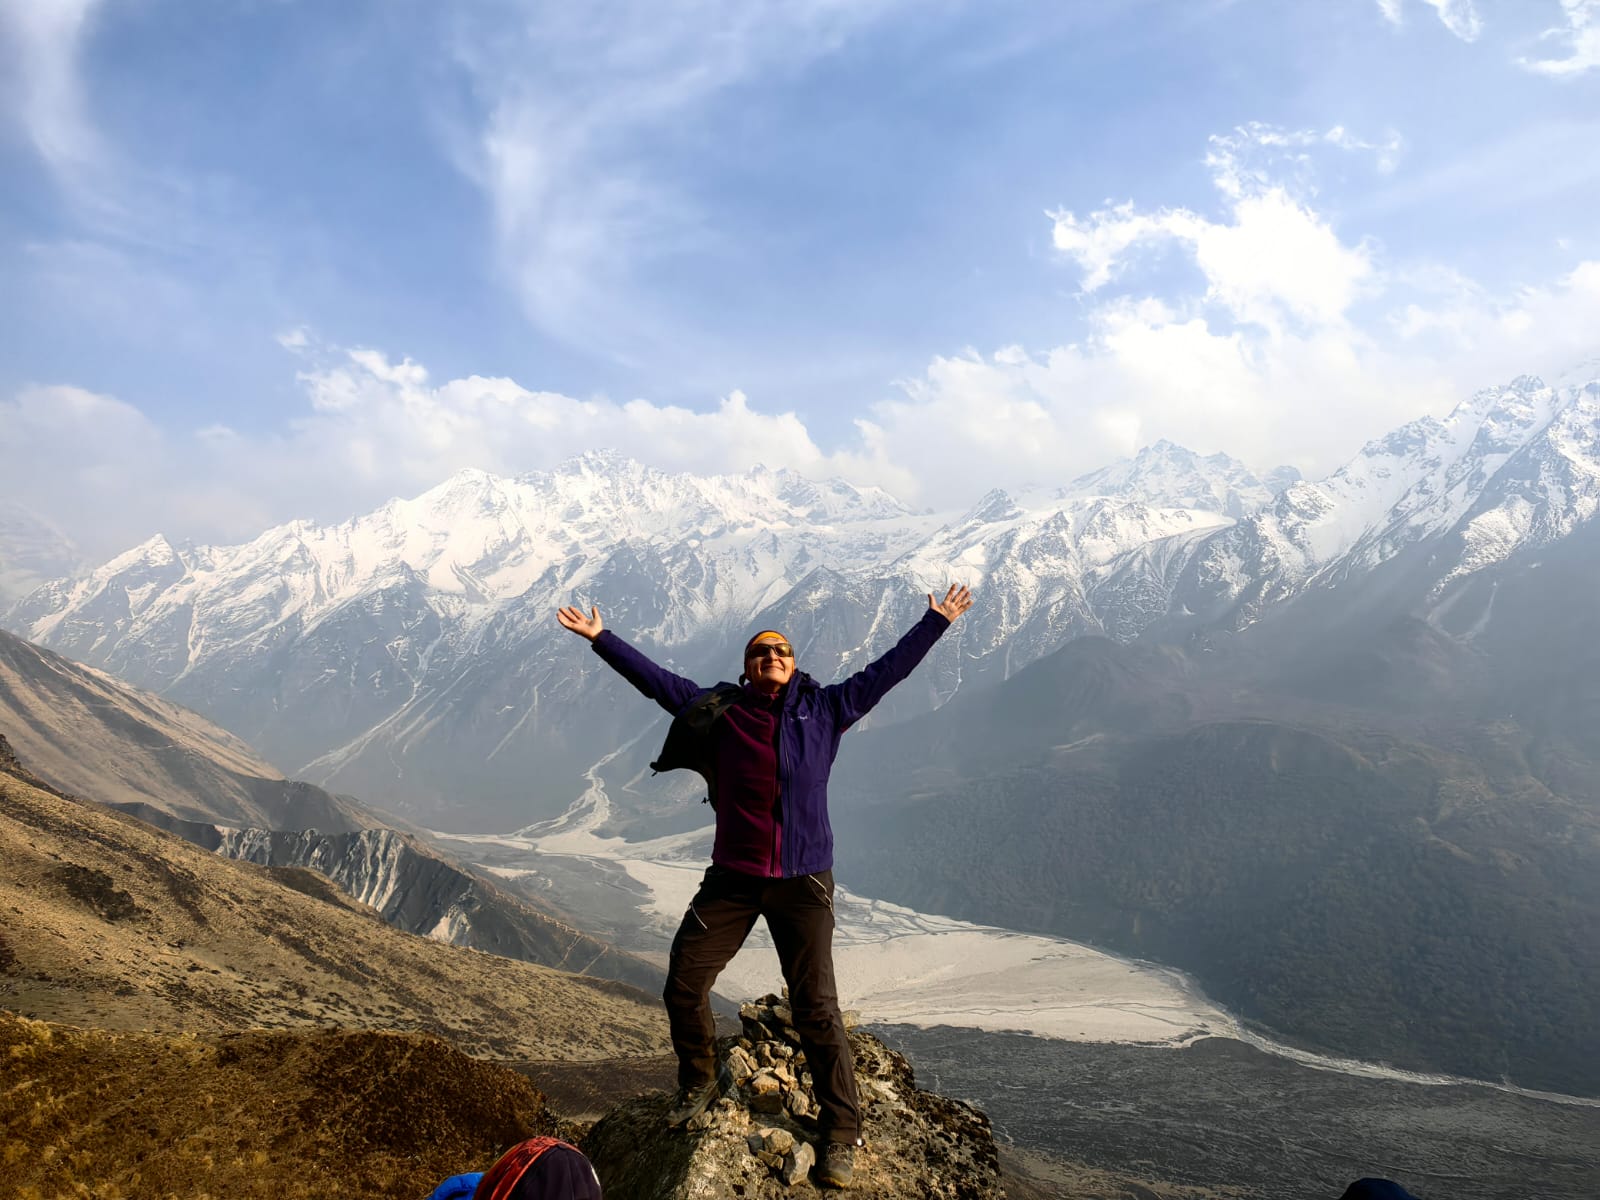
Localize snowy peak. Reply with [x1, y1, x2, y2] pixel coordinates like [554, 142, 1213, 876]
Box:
[1248, 374, 1571, 571]
[1440, 385, 1600, 587]
[0, 503, 83, 605]
[772, 471, 911, 523]
[1064, 439, 1284, 518]
[957, 489, 1024, 527]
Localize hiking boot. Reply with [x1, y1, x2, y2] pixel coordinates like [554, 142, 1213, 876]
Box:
[815, 1139, 856, 1189]
[665, 1079, 719, 1128]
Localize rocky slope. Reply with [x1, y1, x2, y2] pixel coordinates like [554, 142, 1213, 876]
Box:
[211, 824, 664, 994]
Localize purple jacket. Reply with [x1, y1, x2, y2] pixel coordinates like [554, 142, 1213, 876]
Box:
[590, 609, 951, 877]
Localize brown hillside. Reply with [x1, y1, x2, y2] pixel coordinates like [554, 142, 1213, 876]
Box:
[1, 1013, 561, 1200]
[0, 767, 669, 1061]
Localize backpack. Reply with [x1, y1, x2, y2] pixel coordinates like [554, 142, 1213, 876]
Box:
[648, 683, 744, 806]
[471, 1136, 601, 1200]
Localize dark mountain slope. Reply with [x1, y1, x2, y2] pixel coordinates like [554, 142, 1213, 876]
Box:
[838, 714, 1600, 1094]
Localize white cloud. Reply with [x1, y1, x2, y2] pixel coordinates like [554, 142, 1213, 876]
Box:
[1390, 258, 1600, 370]
[281, 346, 903, 490]
[0, 0, 248, 262]
[1520, 0, 1600, 77]
[1423, 0, 1484, 40]
[1051, 125, 1384, 336]
[443, 1, 912, 358]
[1375, 0, 1484, 40]
[986, 121, 1599, 484]
[862, 305, 1452, 492]
[0, 0, 104, 176]
[0, 385, 180, 556]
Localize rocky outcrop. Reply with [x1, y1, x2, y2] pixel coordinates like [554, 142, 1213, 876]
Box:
[211, 825, 667, 995]
[582, 994, 1001, 1199]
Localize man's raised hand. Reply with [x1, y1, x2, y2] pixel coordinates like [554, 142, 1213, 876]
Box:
[557, 604, 604, 641]
[928, 584, 973, 622]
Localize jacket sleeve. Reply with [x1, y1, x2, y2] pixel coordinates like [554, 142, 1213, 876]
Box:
[590, 629, 705, 716]
[824, 608, 951, 727]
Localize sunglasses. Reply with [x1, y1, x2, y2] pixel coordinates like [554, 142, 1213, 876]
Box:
[745, 643, 794, 660]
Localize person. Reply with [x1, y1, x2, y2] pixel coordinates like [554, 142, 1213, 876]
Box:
[557, 584, 973, 1190]
[1337, 1182, 1418, 1200]
[423, 1136, 602, 1200]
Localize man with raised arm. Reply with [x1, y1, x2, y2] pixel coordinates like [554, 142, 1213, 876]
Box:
[557, 584, 973, 1190]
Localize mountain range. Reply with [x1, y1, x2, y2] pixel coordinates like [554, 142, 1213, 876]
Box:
[7, 369, 1595, 833]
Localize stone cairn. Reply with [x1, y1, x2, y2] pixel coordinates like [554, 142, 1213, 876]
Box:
[704, 993, 827, 1184]
[581, 991, 1002, 1198]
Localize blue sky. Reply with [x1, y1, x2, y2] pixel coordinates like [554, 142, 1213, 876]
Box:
[3, 0, 1599, 559]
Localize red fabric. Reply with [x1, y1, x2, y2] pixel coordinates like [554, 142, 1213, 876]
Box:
[473, 1137, 561, 1200]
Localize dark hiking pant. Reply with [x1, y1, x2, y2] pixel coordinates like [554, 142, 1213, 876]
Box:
[664, 865, 859, 1143]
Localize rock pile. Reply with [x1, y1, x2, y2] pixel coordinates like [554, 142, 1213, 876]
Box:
[583, 993, 1001, 1198]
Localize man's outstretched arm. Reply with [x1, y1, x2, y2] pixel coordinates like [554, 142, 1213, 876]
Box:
[558, 604, 703, 716]
[827, 584, 973, 726]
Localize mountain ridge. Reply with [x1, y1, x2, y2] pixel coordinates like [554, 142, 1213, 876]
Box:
[3, 365, 1597, 829]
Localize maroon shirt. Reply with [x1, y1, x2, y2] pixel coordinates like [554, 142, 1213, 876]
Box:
[710, 686, 785, 876]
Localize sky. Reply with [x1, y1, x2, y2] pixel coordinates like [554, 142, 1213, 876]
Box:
[2, 0, 1599, 562]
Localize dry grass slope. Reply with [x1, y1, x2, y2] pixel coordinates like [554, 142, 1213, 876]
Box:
[1, 1013, 560, 1200]
[0, 768, 670, 1062]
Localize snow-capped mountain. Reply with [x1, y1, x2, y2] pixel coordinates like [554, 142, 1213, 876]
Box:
[0, 503, 83, 606]
[1, 452, 1240, 825]
[5, 365, 1598, 829]
[1169, 373, 1600, 628]
[1061, 439, 1297, 518]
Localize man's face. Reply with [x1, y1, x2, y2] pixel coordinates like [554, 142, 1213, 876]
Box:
[744, 637, 796, 691]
